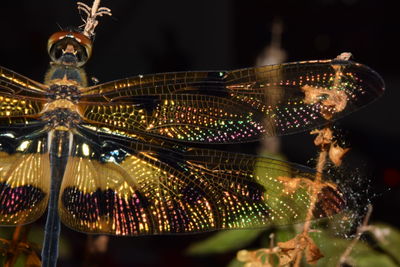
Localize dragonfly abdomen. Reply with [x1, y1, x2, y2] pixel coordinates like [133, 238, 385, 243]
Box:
[46, 84, 81, 102]
[42, 107, 80, 129]
[42, 81, 83, 129]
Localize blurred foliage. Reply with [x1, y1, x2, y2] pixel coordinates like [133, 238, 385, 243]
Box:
[366, 223, 400, 264]
[0, 225, 71, 266]
[187, 229, 264, 255]
[188, 222, 400, 267]
[186, 149, 400, 266]
[306, 227, 398, 267]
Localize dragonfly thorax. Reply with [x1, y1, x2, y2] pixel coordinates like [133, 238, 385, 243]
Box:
[47, 84, 81, 102]
[43, 31, 88, 130]
[42, 84, 82, 130]
[45, 63, 88, 87]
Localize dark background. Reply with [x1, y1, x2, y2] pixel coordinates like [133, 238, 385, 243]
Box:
[1, 0, 399, 266]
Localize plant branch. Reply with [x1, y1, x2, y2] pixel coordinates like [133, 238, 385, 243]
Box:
[337, 204, 373, 266]
[77, 0, 112, 38]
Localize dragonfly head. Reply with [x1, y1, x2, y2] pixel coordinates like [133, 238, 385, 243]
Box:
[48, 31, 92, 67]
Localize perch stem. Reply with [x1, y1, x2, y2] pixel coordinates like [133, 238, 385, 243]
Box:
[303, 149, 327, 230]
[293, 135, 329, 267]
[4, 226, 29, 267]
[337, 204, 373, 266]
[78, 0, 112, 38]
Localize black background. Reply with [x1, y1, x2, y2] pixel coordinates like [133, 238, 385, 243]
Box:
[1, 0, 399, 266]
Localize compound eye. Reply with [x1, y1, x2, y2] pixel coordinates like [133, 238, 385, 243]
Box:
[47, 31, 92, 66]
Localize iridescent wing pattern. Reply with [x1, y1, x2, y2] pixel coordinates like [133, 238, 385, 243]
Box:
[0, 124, 50, 225]
[78, 60, 384, 143]
[0, 59, 382, 234]
[0, 66, 48, 125]
[0, 6, 386, 266]
[58, 125, 345, 235]
[0, 67, 51, 225]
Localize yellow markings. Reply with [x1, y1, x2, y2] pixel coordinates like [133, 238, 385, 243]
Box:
[37, 141, 42, 153]
[41, 99, 77, 113]
[82, 143, 90, 156]
[55, 125, 69, 131]
[47, 77, 80, 86]
[0, 73, 43, 91]
[16, 140, 31, 152]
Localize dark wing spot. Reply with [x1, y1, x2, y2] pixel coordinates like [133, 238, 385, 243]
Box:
[0, 182, 45, 214]
[61, 187, 150, 223]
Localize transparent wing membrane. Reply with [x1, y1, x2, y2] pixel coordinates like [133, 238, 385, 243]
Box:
[0, 66, 47, 97]
[0, 66, 47, 125]
[0, 59, 383, 234]
[0, 126, 50, 225]
[79, 60, 384, 143]
[58, 126, 345, 236]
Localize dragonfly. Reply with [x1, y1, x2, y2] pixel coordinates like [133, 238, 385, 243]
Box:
[0, 1, 384, 266]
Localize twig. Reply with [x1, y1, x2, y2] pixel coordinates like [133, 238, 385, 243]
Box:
[83, 235, 110, 266]
[294, 52, 352, 266]
[337, 204, 373, 267]
[4, 226, 30, 267]
[267, 233, 275, 265]
[302, 149, 328, 232]
[294, 144, 328, 267]
[87, 235, 109, 254]
[77, 0, 112, 38]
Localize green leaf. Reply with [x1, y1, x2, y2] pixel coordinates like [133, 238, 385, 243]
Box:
[353, 253, 399, 267]
[14, 255, 27, 267]
[28, 225, 72, 259]
[273, 227, 296, 243]
[187, 229, 264, 255]
[367, 223, 400, 263]
[303, 230, 398, 267]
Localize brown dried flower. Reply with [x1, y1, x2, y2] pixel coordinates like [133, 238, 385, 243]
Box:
[328, 142, 350, 166]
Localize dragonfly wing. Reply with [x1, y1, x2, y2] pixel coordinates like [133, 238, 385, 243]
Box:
[0, 66, 47, 96]
[0, 124, 50, 225]
[0, 67, 50, 225]
[58, 125, 345, 235]
[78, 60, 384, 143]
[0, 66, 48, 124]
[77, 94, 267, 144]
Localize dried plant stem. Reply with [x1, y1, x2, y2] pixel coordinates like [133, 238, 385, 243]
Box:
[337, 204, 373, 267]
[303, 149, 327, 231]
[87, 235, 109, 254]
[77, 0, 112, 38]
[4, 226, 28, 267]
[267, 233, 275, 265]
[293, 247, 302, 267]
[294, 139, 329, 267]
[83, 235, 110, 266]
[90, 0, 101, 14]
